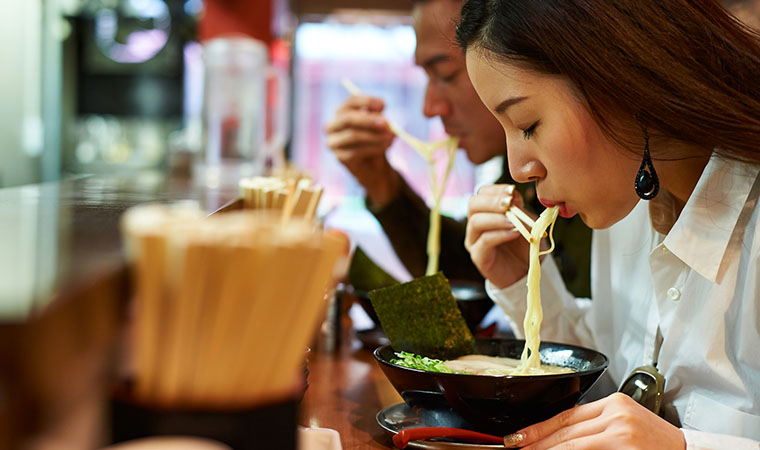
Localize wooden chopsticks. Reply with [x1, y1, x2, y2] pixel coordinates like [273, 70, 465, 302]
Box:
[239, 176, 323, 221]
[121, 204, 346, 409]
[505, 206, 545, 243]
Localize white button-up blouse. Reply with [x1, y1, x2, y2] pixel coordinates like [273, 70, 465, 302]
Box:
[487, 154, 760, 449]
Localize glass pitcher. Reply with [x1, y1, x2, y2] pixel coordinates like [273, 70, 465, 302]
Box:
[195, 36, 288, 188]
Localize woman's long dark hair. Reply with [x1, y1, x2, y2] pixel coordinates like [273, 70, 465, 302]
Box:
[456, 0, 760, 161]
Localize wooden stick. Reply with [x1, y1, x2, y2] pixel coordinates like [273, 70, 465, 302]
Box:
[506, 210, 534, 243]
[248, 241, 322, 402]
[304, 186, 323, 220]
[256, 231, 345, 403]
[185, 238, 228, 404]
[508, 206, 548, 239]
[198, 244, 264, 405]
[132, 234, 166, 402]
[155, 238, 207, 406]
[241, 187, 255, 209]
[289, 183, 315, 218]
[509, 206, 536, 228]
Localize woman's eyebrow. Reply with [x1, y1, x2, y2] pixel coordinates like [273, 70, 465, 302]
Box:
[494, 96, 528, 114]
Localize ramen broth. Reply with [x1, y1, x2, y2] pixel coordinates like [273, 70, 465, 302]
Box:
[445, 354, 573, 376]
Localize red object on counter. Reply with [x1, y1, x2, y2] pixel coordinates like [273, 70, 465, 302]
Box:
[199, 0, 272, 43]
[392, 427, 504, 448]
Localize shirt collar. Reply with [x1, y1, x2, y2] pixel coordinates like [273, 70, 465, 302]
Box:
[659, 154, 760, 283]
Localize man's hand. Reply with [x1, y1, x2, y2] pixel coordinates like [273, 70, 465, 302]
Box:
[325, 95, 401, 207]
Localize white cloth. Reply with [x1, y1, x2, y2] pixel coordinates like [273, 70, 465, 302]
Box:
[487, 154, 760, 449]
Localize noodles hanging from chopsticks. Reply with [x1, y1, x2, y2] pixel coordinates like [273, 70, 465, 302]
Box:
[505, 205, 559, 374]
[340, 78, 458, 275]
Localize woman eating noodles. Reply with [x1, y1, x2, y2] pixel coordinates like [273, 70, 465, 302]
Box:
[457, 0, 760, 448]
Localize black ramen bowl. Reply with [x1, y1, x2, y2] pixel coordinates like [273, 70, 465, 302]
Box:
[346, 280, 494, 333]
[374, 338, 608, 436]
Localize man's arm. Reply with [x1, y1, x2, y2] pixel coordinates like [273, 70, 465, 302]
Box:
[369, 178, 484, 282]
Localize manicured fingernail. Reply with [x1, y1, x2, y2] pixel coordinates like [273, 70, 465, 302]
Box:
[499, 196, 512, 210]
[375, 118, 387, 127]
[505, 184, 515, 195]
[503, 432, 524, 447]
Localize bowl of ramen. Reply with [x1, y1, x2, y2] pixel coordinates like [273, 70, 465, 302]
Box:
[373, 338, 608, 436]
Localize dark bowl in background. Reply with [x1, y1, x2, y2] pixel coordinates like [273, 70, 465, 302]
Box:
[374, 338, 608, 435]
[345, 280, 494, 333]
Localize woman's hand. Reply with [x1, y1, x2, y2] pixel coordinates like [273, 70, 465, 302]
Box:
[504, 392, 686, 450]
[465, 184, 531, 289]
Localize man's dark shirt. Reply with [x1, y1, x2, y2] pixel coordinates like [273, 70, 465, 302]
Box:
[367, 157, 592, 297]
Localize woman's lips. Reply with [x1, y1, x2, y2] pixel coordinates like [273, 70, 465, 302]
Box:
[540, 199, 574, 218]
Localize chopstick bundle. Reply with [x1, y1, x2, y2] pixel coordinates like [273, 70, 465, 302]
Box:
[238, 176, 323, 221]
[239, 176, 290, 210]
[121, 203, 346, 409]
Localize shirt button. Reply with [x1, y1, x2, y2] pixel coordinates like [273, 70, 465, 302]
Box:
[667, 287, 681, 301]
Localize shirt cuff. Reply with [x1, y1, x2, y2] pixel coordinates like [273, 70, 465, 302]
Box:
[682, 428, 760, 450]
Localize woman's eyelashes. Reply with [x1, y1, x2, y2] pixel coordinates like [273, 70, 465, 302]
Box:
[522, 120, 540, 140]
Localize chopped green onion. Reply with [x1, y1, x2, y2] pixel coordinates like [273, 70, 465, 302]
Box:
[390, 351, 455, 373]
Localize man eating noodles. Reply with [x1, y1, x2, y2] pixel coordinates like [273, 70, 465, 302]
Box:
[325, 0, 591, 297]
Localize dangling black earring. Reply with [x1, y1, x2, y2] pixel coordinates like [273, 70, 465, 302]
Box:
[635, 127, 659, 200]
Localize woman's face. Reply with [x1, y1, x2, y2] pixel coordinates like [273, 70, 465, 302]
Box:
[466, 49, 642, 229]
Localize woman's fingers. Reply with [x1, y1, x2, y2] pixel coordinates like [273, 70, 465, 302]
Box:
[507, 402, 606, 448]
[527, 434, 604, 450]
[524, 413, 609, 450]
[467, 229, 521, 254]
[468, 184, 525, 216]
[467, 193, 511, 216]
[476, 183, 517, 196]
[464, 212, 514, 249]
[511, 394, 686, 450]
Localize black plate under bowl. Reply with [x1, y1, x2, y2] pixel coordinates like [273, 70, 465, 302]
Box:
[377, 403, 502, 449]
[374, 338, 608, 436]
[346, 280, 494, 333]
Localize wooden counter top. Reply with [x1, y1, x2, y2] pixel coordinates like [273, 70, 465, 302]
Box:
[300, 329, 403, 449]
[0, 173, 238, 450]
[0, 172, 406, 449]
[0, 173, 236, 323]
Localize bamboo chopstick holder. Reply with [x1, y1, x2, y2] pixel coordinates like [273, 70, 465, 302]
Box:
[122, 205, 342, 409]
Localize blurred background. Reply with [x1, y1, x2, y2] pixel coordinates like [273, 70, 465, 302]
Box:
[1, 0, 500, 288]
[0, 0, 491, 215]
[2, 0, 758, 214]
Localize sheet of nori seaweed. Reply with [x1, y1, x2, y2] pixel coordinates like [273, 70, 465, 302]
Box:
[347, 246, 399, 292]
[369, 272, 475, 360]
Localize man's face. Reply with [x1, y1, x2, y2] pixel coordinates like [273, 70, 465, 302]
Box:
[413, 0, 506, 164]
